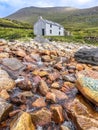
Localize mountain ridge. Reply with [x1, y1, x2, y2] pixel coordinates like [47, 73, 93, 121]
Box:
[6, 6, 98, 28]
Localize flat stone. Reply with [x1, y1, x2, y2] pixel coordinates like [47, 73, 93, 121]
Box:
[1, 58, 26, 79]
[10, 112, 35, 130]
[1, 58, 25, 71]
[76, 70, 98, 106]
[31, 108, 52, 126]
[74, 47, 98, 65]
[0, 98, 13, 122]
[64, 95, 98, 130]
[0, 69, 15, 91]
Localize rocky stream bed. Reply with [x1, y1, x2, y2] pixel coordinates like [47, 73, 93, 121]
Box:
[0, 39, 98, 130]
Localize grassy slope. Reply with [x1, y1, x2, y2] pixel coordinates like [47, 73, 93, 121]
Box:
[0, 18, 33, 40]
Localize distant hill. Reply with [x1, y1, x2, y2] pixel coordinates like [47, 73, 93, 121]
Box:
[0, 18, 32, 29]
[6, 6, 98, 28]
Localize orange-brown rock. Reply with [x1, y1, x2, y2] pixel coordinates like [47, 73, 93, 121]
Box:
[51, 89, 68, 101]
[31, 108, 52, 126]
[0, 90, 10, 99]
[41, 55, 51, 62]
[48, 72, 60, 81]
[0, 69, 15, 91]
[15, 49, 26, 57]
[64, 95, 98, 130]
[51, 82, 60, 89]
[76, 64, 84, 71]
[46, 92, 57, 103]
[33, 70, 48, 77]
[0, 53, 9, 59]
[76, 70, 98, 106]
[32, 97, 46, 108]
[39, 79, 49, 96]
[54, 63, 63, 70]
[10, 112, 35, 130]
[50, 104, 64, 123]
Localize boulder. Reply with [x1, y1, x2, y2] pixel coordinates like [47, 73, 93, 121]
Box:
[0, 69, 15, 91]
[74, 48, 98, 65]
[76, 70, 98, 106]
[10, 112, 35, 130]
[0, 98, 13, 122]
[64, 95, 98, 130]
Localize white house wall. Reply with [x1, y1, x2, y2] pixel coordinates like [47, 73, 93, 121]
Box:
[34, 20, 46, 35]
[45, 23, 64, 36]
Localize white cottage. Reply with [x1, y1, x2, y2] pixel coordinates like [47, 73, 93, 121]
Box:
[34, 17, 65, 36]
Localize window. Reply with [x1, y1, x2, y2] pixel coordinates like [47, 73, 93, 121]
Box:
[59, 27, 61, 30]
[50, 30, 52, 34]
[50, 24, 52, 28]
[59, 31, 61, 35]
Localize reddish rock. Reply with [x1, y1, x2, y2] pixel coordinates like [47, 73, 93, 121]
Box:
[31, 108, 52, 126]
[15, 49, 26, 57]
[54, 63, 63, 70]
[39, 79, 49, 96]
[42, 55, 51, 62]
[32, 97, 47, 108]
[24, 55, 34, 62]
[76, 64, 84, 71]
[48, 72, 60, 81]
[50, 104, 64, 123]
[46, 92, 57, 103]
[51, 89, 68, 101]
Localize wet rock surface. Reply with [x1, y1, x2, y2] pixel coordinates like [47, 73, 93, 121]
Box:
[74, 47, 98, 65]
[76, 70, 98, 106]
[0, 39, 97, 130]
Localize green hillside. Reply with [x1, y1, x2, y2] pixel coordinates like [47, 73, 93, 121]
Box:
[0, 18, 33, 40]
[6, 6, 98, 29]
[0, 18, 32, 29]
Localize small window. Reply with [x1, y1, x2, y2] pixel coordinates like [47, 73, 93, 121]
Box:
[50, 30, 52, 34]
[59, 31, 61, 35]
[59, 27, 61, 30]
[50, 24, 52, 28]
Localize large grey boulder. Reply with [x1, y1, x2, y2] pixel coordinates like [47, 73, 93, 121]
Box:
[74, 48, 98, 65]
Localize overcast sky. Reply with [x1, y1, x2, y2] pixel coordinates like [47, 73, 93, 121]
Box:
[0, 0, 98, 17]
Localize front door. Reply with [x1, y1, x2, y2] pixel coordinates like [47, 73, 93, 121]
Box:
[42, 29, 45, 36]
